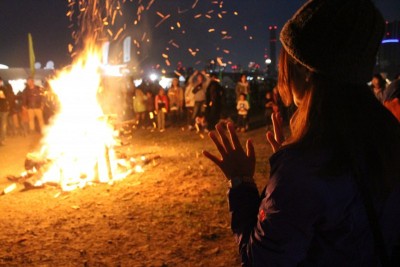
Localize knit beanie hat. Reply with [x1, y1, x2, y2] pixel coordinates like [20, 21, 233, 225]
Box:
[280, 0, 385, 85]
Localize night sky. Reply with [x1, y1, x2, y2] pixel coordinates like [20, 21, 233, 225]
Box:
[0, 0, 399, 71]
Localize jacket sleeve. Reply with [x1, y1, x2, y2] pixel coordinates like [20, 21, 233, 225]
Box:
[179, 88, 184, 108]
[228, 183, 261, 267]
[133, 95, 137, 112]
[229, 169, 324, 266]
[203, 76, 211, 92]
[164, 95, 169, 111]
[185, 86, 192, 98]
[235, 84, 242, 99]
[21, 89, 27, 107]
[188, 72, 196, 84]
[155, 95, 159, 111]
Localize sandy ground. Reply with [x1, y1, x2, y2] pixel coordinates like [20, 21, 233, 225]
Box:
[0, 125, 273, 267]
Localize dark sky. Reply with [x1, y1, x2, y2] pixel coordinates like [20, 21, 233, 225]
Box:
[0, 0, 399, 71]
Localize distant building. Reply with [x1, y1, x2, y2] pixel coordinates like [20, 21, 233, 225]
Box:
[268, 26, 278, 77]
[377, 20, 400, 79]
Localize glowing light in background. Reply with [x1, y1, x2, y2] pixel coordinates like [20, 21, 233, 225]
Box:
[149, 73, 158, 82]
[382, 39, 399, 44]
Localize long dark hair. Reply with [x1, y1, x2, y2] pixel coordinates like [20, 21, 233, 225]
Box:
[278, 49, 400, 196]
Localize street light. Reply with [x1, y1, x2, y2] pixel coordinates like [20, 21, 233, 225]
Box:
[149, 73, 158, 82]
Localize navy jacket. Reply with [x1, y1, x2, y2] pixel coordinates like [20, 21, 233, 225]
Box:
[229, 146, 400, 266]
[22, 86, 43, 109]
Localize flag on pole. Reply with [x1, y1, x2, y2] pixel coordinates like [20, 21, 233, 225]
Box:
[28, 33, 35, 77]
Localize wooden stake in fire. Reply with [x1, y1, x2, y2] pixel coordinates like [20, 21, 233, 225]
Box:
[1, 183, 17, 195]
[105, 145, 113, 181]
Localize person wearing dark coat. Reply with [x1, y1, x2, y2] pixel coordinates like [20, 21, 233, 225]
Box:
[22, 77, 45, 133]
[205, 74, 223, 131]
[204, 0, 400, 266]
[0, 77, 13, 145]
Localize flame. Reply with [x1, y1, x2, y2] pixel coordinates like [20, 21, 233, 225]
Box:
[19, 0, 150, 192]
[35, 46, 129, 192]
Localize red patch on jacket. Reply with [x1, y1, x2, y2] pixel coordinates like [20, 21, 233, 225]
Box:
[259, 209, 267, 221]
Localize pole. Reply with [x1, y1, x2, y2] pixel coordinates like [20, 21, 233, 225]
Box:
[28, 33, 36, 77]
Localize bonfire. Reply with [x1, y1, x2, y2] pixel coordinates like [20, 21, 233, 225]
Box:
[4, 45, 158, 193]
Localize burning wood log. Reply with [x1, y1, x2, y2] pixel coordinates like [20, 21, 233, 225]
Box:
[6, 171, 35, 183]
[105, 145, 113, 181]
[24, 153, 49, 171]
[22, 181, 45, 191]
[4, 152, 161, 194]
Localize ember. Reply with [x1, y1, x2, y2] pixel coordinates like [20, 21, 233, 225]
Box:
[1, 0, 165, 194]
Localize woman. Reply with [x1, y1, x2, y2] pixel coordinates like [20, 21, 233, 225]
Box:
[204, 0, 400, 266]
[155, 88, 168, 132]
[133, 86, 146, 128]
[167, 78, 184, 127]
[235, 74, 251, 128]
[235, 74, 250, 102]
[186, 70, 210, 130]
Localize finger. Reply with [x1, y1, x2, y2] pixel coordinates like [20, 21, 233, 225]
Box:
[266, 131, 280, 153]
[266, 131, 280, 152]
[246, 139, 255, 162]
[271, 113, 283, 144]
[277, 114, 284, 135]
[203, 150, 223, 168]
[270, 113, 278, 141]
[209, 131, 227, 157]
[227, 122, 244, 152]
[276, 112, 284, 131]
[216, 123, 234, 153]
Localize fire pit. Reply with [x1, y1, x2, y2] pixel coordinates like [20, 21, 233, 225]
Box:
[2, 51, 160, 195]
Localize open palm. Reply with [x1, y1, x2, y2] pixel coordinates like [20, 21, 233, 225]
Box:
[203, 122, 255, 181]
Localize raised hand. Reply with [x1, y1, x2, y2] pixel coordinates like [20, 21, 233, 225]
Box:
[203, 122, 255, 181]
[266, 111, 284, 153]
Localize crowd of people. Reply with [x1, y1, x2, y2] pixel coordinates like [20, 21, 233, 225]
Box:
[134, 67, 400, 136]
[0, 66, 399, 147]
[0, 77, 57, 146]
[0, 70, 281, 145]
[127, 70, 284, 134]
